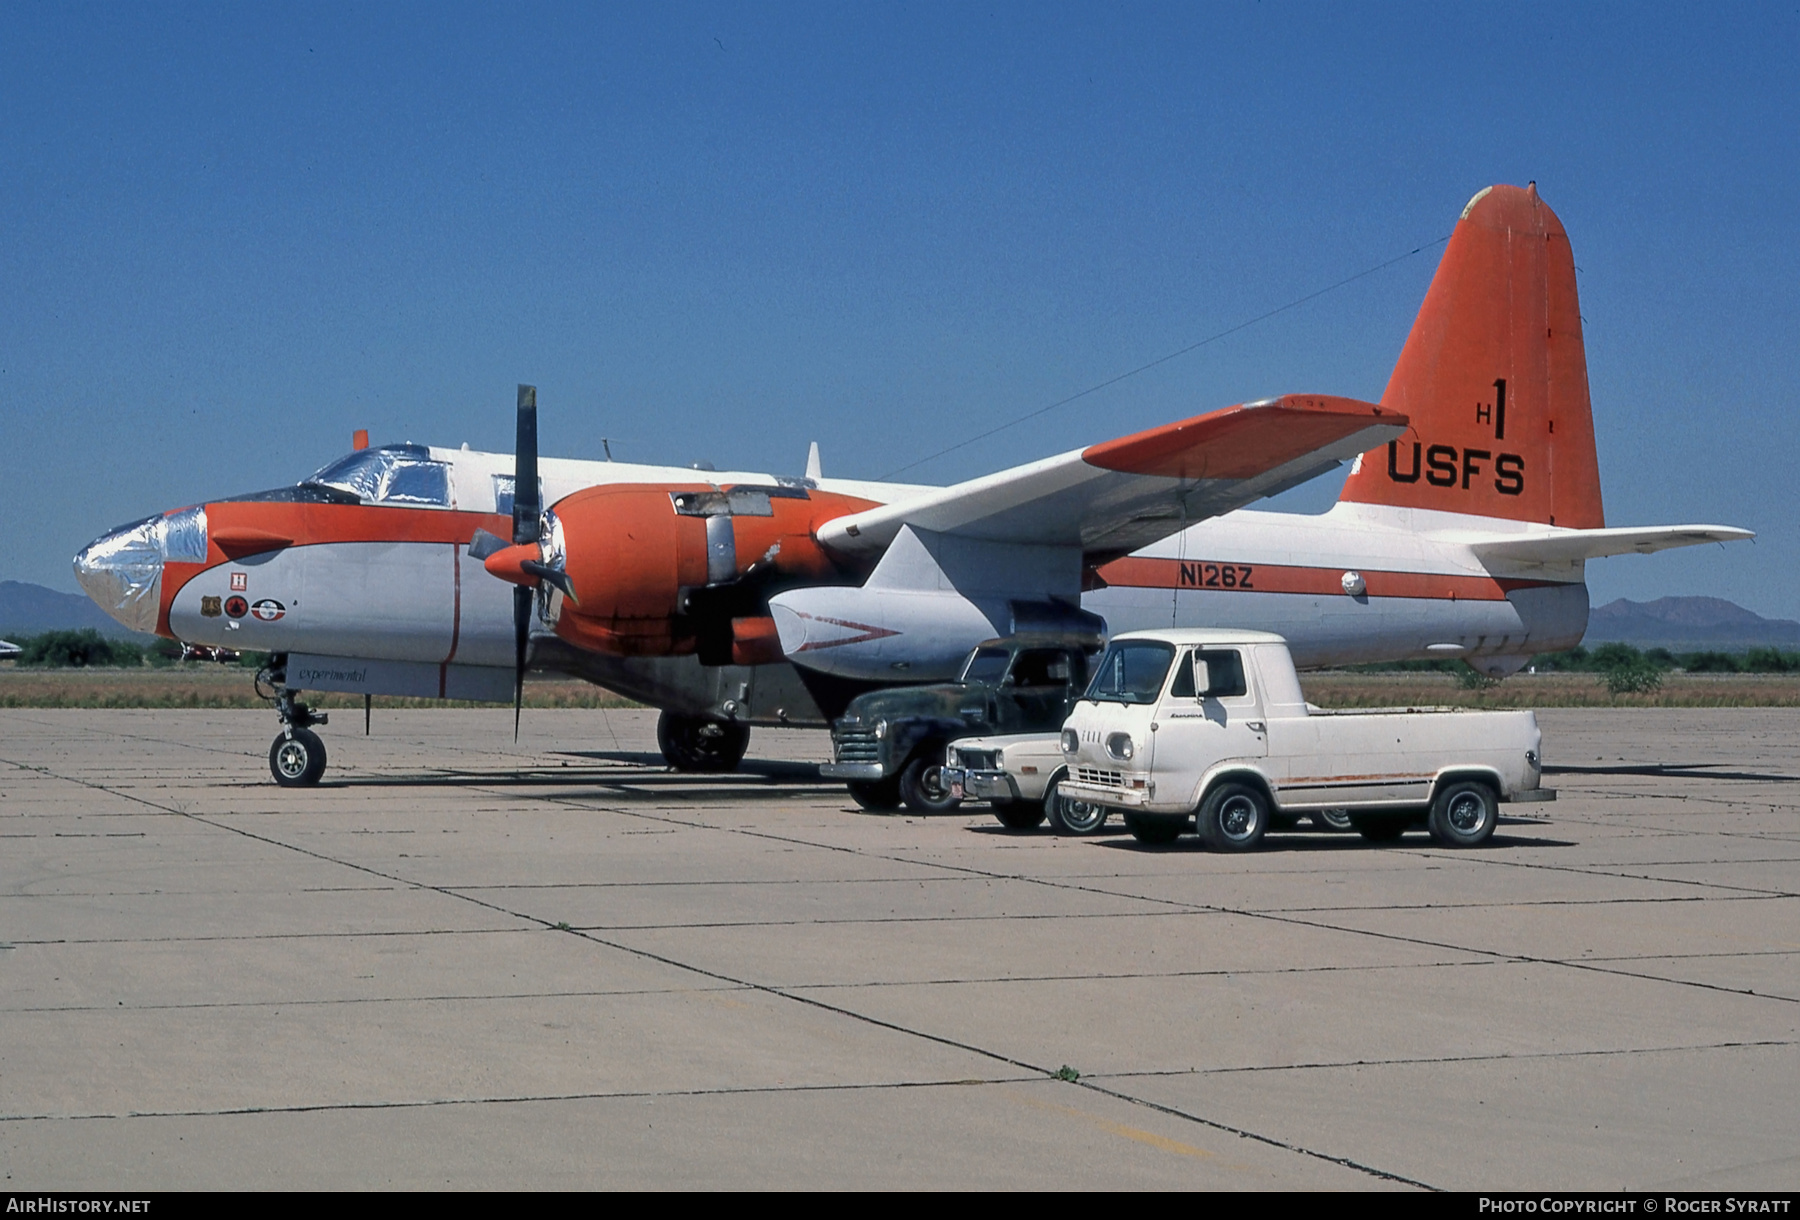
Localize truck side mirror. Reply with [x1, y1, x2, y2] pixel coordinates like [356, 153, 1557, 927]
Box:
[1191, 660, 1211, 698]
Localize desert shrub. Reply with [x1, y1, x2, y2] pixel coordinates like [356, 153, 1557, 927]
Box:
[17, 629, 142, 668]
[1680, 651, 1741, 673]
[1743, 647, 1800, 674]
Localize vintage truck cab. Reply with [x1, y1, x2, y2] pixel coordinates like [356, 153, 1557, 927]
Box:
[820, 632, 1103, 814]
[1056, 628, 1552, 849]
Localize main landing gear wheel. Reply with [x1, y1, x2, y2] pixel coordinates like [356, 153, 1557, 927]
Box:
[847, 776, 903, 812]
[992, 801, 1047, 830]
[1428, 780, 1499, 847]
[270, 728, 327, 787]
[657, 711, 750, 773]
[898, 748, 962, 814]
[1045, 777, 1108, 836]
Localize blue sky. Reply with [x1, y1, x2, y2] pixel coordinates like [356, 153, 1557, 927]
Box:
[3, 2, 1796, 617]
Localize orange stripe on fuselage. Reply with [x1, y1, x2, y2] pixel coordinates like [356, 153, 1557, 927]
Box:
[156, 501, 511, 638]
[1094, 556, 1566, 601]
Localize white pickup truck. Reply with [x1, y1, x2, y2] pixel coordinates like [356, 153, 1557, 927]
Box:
[1040, 628, 1550, 849]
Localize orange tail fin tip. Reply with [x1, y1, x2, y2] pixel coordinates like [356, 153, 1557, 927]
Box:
[1340, 183, 1605, 530]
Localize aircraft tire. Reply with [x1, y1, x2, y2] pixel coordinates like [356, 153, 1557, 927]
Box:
[846, 777, 903, 811]
[992, 800, 1047, 830]
[270, 728, 327, 787]
[898, 749, 962, 814]
[1427, 780, 1499, 847]
[1045, 777, 1108, 836]
[657, 711, 749, 772]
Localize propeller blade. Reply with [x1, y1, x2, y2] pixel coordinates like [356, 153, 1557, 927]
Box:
[520, 559, 578, 603]
[514, 384, 540, 547]
[468, 528, 510, 561]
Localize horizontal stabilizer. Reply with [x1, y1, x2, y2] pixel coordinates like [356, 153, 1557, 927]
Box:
[816, 395, 1406, 561]
[1466, 525, 1754, 564]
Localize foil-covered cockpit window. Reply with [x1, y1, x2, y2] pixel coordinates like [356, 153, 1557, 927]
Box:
[492, 475, 545, 517]
[162, 506, 209, 563]
[305, 444, 450, 507]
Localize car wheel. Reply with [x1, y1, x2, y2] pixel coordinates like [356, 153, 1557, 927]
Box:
[846, 777, 903, 811]
[1123, 812, 1186, 846]
[1198, 782, 1268, 851]
[992, 801, 1047, 829]
[1045, 777, 1108, 835]
[657, 712, 749, 772]
[270, 728, 327, 787]
[898, 749, 962, 814]
[1428, 780, 1499, 847]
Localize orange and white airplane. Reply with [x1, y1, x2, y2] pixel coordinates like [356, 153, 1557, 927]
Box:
[75, 184, 1750, 784]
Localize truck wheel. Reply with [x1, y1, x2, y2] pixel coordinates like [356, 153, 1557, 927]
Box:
[1356, 815, 1410, 843]
[657, 712, 749, 773]
[899, 751, 962, 814]
[1428, 780, 1499, 847]
[1045, 778, 1108, 836]
[1198, 782, 1268, 851]
[270, 728, 327, 787]
[1313, 808, 1353, 832]
[846, 777, 903, 812]
[993, 801, 1047, 830]
[1123, 812, 1186, 846]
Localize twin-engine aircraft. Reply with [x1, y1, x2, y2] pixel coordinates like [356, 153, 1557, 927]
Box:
[75, 184, 1750, 785]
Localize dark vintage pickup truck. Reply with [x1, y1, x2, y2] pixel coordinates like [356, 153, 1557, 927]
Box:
[819, 632, 1103, 813]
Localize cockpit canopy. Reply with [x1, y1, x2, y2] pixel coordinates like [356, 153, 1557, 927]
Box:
[304, 444, 451, 507]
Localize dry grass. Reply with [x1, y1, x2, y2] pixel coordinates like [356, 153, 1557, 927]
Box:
[0, 664, 637, 709]
[6, 662, 1799, 711]
[1299, 670, 1800, 709]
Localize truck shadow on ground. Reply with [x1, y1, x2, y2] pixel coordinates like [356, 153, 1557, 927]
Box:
[1547, 762, 1800, 783]
[1069, 826, 1580, 852]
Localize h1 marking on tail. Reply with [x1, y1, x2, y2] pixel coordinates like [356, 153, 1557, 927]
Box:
[1475, 378, 1507, 440]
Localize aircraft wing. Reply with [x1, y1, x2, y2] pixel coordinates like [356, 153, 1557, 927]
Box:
[816, 395, 1407, 562]
[1464, 525, 1755, 564]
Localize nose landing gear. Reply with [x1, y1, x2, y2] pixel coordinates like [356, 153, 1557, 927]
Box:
[258, 655, 330, 786]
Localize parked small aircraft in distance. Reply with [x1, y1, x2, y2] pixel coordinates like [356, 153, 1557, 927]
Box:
[76, 184, 1750, 785]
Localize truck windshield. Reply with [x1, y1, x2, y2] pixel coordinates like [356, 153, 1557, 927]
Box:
[960, 647, 1010, 684]
[1084, 641, 1175, 704]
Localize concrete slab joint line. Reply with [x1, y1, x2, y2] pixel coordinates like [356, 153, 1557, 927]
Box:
[0, 707, 1796, 1189]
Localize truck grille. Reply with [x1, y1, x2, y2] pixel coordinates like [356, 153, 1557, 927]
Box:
[833, 729, 880, 764]
[1076, 767, 1125, 788]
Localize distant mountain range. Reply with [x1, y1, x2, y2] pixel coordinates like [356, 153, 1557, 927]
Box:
[3, 579, 1794, 654]
[0, 581, 155, 642]
[1584, 597, 1800, 652]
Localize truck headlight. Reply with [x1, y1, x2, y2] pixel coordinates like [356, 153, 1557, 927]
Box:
[1106, 732, 1135, 762]
[1060, 729, 1079, 754]
[873, 719, 889, 739]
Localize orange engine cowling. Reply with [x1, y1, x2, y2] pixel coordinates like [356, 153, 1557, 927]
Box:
[547, 483, 876, 659]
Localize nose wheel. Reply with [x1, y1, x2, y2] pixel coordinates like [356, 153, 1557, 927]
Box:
[271, 728, 328, 786]
[258, 655, 330, 786]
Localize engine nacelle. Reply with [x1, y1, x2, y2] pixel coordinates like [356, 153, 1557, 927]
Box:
[545, 483, 876, 659]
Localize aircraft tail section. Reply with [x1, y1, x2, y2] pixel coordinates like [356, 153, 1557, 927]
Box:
[1340, 183, 1604, 530]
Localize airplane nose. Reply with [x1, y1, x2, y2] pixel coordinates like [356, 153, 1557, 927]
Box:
[73, 506, 207, 635]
